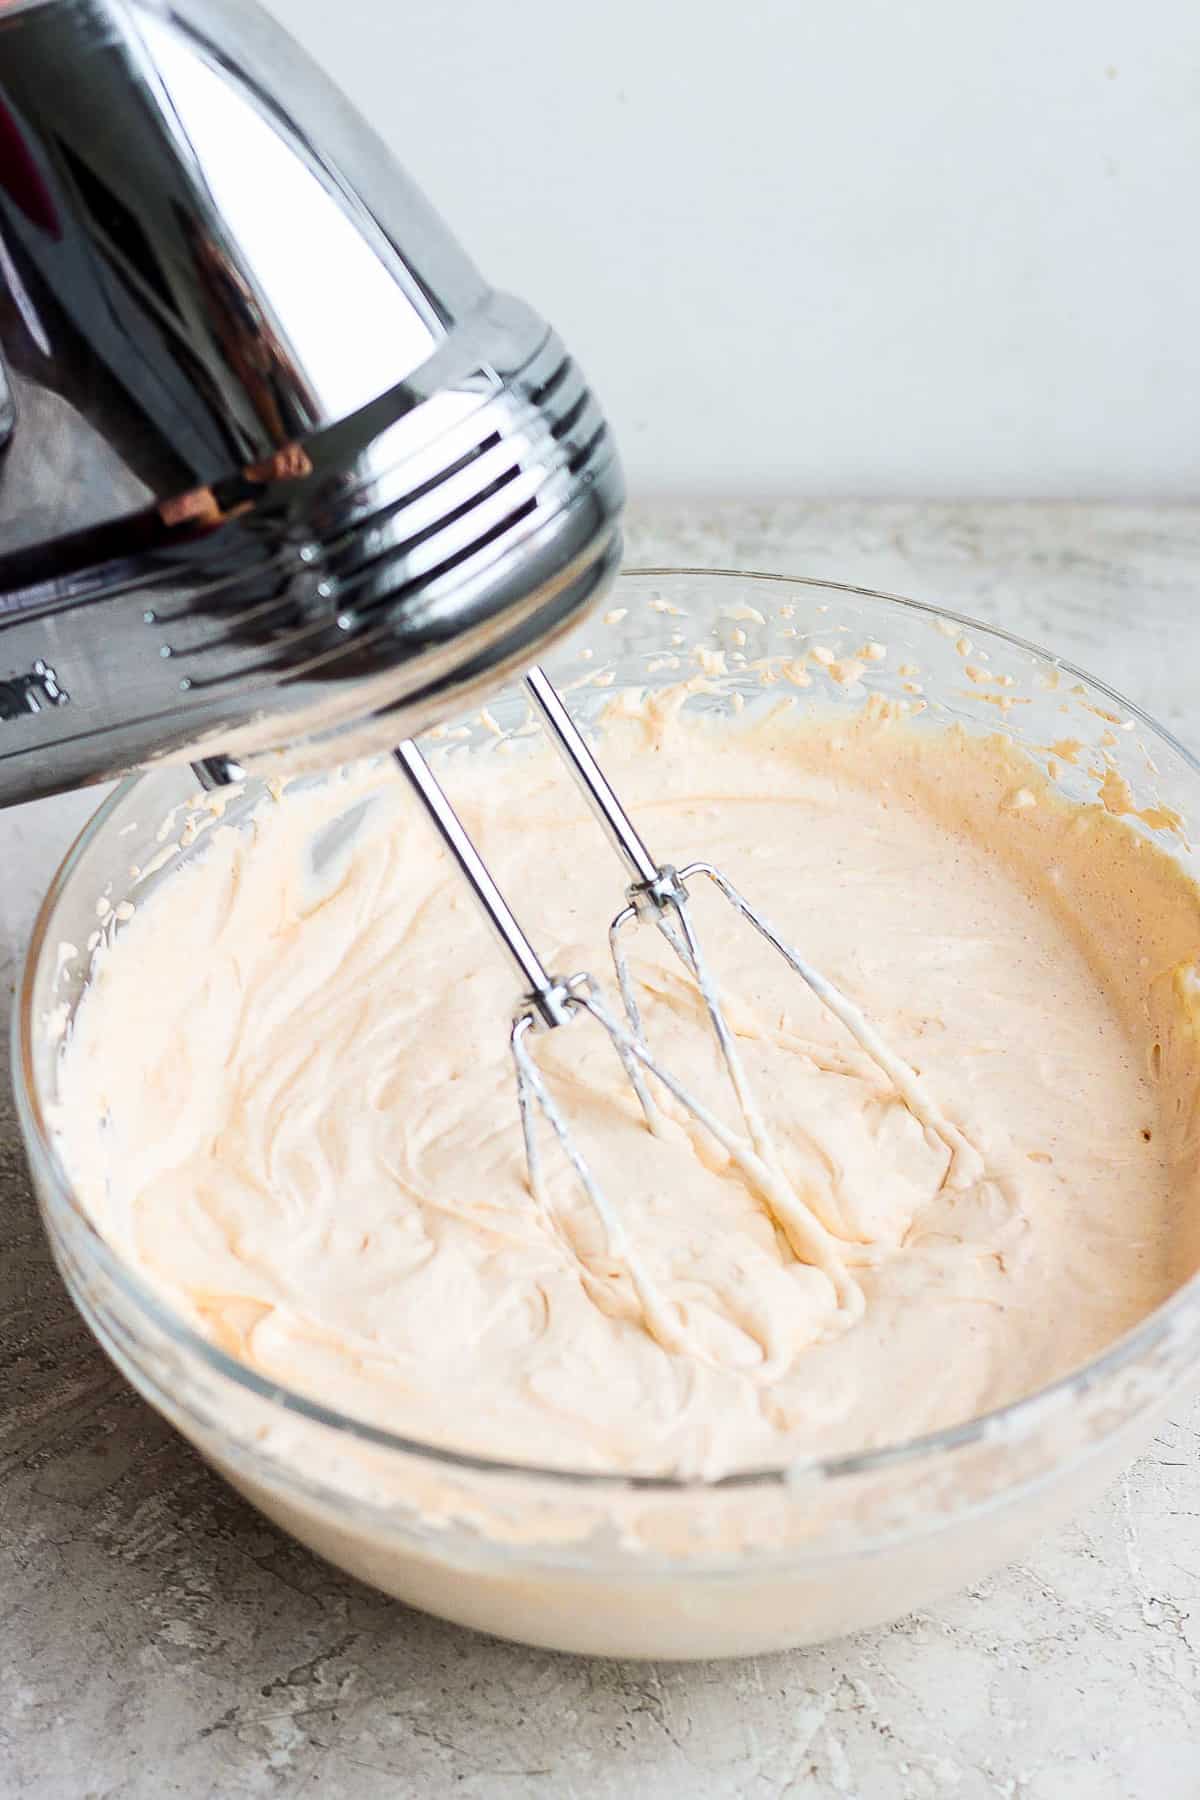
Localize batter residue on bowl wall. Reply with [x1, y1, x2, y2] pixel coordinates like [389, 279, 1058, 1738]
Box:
[51, 692, 1200, 1478]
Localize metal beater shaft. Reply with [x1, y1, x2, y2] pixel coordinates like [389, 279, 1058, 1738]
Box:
[392, 741, 575, 1030]
[523, 664, 773, 1157]
[521, 667, 980, 1190]
[523, 665, 662, 893]
[393, 735, 803, 1350]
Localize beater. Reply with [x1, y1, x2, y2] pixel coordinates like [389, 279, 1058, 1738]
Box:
[522, 664, 980, 1192]
[393, 665, 981, 1338]
[388, 736, 798, 1352]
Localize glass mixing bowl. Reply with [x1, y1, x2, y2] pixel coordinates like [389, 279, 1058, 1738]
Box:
[15, 570, 1200, 1659]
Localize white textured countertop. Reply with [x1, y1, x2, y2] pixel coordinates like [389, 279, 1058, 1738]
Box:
[2, 501, 1198, 1799]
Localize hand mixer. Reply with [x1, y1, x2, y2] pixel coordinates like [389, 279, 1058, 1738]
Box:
[0, 0, 974, 1328]
[0, 0, 620, 805]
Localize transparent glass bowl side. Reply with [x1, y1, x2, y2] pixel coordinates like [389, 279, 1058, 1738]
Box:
[16, 571, 1200, 1606]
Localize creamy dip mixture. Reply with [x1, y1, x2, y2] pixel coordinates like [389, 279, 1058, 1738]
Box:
[52, 694, 1200, 1478]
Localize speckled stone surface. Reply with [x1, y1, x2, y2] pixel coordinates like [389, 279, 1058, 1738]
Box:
[2, 502, 1198, 1799]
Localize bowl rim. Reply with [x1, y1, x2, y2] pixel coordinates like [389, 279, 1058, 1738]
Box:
[16, 565, 1200, 1497]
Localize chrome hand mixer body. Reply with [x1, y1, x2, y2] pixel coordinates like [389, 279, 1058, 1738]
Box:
[0, 0, 619, 805]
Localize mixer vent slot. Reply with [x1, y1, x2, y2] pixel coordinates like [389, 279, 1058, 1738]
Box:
[338, 493, 541, 626]
[550, 389, 589, 443]
[447, 493, 539, 573]
[365, 461, 523, 580]
[373, 431, 505, 529]
[530, 356, 571, 407]
[567, 421, 608, 476]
